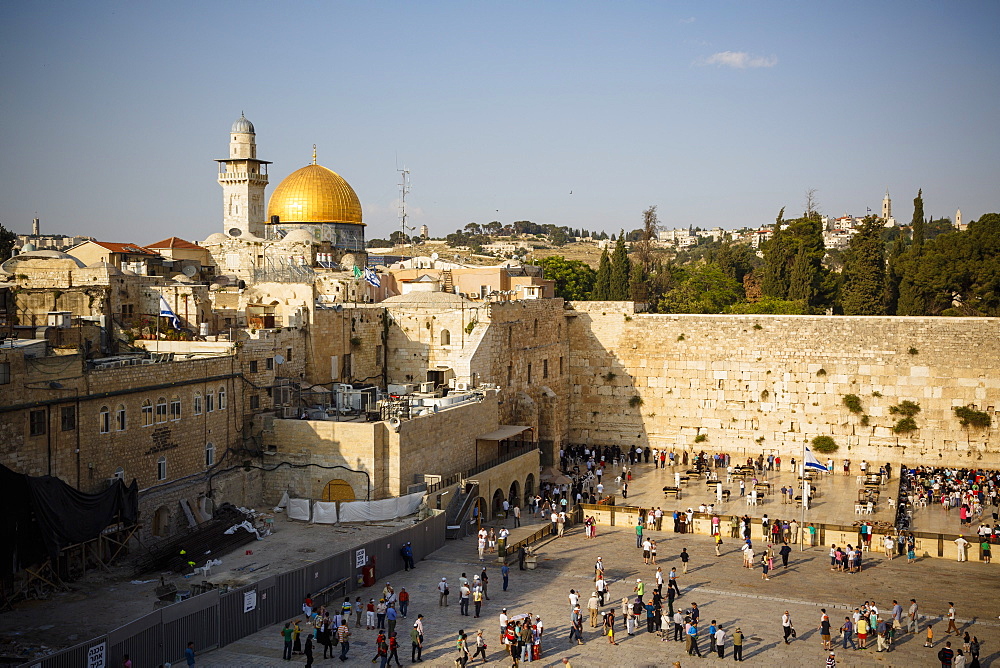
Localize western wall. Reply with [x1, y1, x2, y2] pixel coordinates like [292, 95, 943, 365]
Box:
[566, 302, 1000, 468]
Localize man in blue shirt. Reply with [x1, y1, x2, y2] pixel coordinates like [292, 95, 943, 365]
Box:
[185, 641, 196, 667]
[501, 563, 510, 591]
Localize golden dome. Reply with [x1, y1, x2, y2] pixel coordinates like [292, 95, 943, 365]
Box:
[267, 163, 363, 225]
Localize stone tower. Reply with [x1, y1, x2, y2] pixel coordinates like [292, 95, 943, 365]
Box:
[956, 209, 964, 231]
[882, 189, 892, 223]
[216, 114, 271, 238]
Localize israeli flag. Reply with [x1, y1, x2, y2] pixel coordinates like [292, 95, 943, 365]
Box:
[803, 446, 829, 472]
[158, 295, 181, 330]
[363, 267, 381, 288]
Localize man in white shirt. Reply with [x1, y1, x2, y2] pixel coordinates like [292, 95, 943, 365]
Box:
[568, 589, 580, 608]
[714, 625, 726, 658]
[955, 535, 970, 561]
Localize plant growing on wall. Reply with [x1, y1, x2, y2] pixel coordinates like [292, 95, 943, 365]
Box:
[816, 368, 827, 377]
[954, 405, 991, 429]
[629, 395, 644, 408]
[760, 389, 770, 401]
[350, 336, 362, 347]
[676, 334, 685, 341]
[602, 371, 617, 382]
[465, 319, 477, 334]
[908, 347, 919, 355]
[890, 400, 921, 434]
[860, 415, 870, 426]
[811, 435, 838, 454]
[694, 433, 707, 443]
[842, 394, 863, 414]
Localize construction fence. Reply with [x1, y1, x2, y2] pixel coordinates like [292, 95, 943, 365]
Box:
[20, 511, 447, 668]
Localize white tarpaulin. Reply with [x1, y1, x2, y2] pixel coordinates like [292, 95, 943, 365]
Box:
[312, 501, 339, 524]
[287, 498, 311, 522]
[337, 491, 424, 523]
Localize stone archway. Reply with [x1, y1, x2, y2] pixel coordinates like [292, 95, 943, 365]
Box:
[491, 489, 505, 519]
[322, 479, 356, 502]
[508, 480, 520, 508]
[524, 473, 535, 505]
[152, 505, 170, 537]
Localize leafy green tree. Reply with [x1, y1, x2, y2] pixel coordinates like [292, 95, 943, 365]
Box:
[0, 221, 15, 261]
[658, 264, 741, 313]
[710, 243, 759, 294]
[725, 297, 809, 315]
[592, 249, 612, 300]
[608, 232, 631, 300]
[535, 256, 596, 301]
[884, 238, 905, 314]
[841, 218, 887, 315]
[549, 228, 568, 246]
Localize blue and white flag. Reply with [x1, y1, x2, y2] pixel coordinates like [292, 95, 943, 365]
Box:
[803, 445, 829, 472]
[158, 295, 181, 330]
[363, 267, 381, 288]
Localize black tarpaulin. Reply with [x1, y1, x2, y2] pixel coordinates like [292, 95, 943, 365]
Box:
[0, 465, 138, 575]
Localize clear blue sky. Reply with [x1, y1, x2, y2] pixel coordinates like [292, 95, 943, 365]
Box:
[1, 1, 998, 243]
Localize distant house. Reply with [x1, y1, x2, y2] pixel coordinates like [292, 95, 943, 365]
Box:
[66, 240, 165, 276]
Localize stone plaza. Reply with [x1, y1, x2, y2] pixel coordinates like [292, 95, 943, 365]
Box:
[197, 461, 1000, 667]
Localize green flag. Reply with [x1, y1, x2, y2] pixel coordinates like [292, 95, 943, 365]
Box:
[352, 265, 362, 278]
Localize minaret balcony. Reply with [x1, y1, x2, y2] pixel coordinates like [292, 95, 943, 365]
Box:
[218, 172, 269, 184]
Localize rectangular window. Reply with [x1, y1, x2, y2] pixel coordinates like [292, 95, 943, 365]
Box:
[218, 388, 227, 410]
[100, 409, 110, 434]
[287, 347, 293, 362]
[157, 458, 167, 481]
[155, 401, 167, 423]
[206, 391, 215, 413]
[29, 409, 46, 436]
[142, 403, 153, 426]
[170, 398, 181, 421]
[250, 394, 260, 410]
[249, 360, 258, 373]
[527, 363, 532, 384]
[61, 406, 76, 431]
[194, 394, 203, 415]
[559, 356, 564, 375]
[0, 362, 10, 385]
[543, 359, 549, 379]
[266, 357, 274, 370]
[375, 345, 383, 365]
[507, 364, 513, 387]
[117, 406, 126, 431]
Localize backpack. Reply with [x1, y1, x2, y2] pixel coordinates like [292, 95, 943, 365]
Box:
[633, 601, 644, 615]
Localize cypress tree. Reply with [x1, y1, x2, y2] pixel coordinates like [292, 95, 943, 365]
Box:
[841, 219, 887, 315]
[592, 249, 612, 300]
[911, 188, 925, 250]
[609, 232, 632, 300]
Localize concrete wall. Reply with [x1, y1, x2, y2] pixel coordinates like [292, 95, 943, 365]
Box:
[567, 305, 1000, 467]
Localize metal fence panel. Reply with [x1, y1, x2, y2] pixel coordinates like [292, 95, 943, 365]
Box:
[273, 567, 307, 625]
[256, 575, 279, 628]
[29, 636, 108, 668]
[219, 583, 260, 646]
[108, 610, 162, 668]
[163, 590, 220, 664]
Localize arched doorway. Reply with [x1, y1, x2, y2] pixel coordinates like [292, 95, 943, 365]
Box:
[491, 489, 505, 519]
[152, 506, 170, 537]
[508, 480, 520, 508]
[524, 473, 535, 506]
[322, 479, 356, 502]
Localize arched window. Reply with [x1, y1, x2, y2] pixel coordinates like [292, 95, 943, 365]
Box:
[205, 442, 215, 467]
[155, 397, 167, 423]
[141, 400, 153, 427]
[99, 406, 110, 434]
[193, 392, 203, 415]
[440, 329, 451, 346]
[218, 386, 227, 410]
[116, 404, 126, 431]
[170, 395, 181, 421]
[114, 467, 124, 480]
[206, 390, 215, 413]
[156, 456, 167, 481]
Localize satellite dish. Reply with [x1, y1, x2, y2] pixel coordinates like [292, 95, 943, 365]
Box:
[228, 228, 243, 237]
[274, 354, 285, 365]
[182, 265, 197, 277]
[431, 252, 439, 260]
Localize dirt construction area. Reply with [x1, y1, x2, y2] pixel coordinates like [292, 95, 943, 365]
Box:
[0, 512, 412, 663]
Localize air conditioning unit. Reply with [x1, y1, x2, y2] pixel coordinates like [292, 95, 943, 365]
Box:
[455, 382, 469, 391]
[419, 381, 435, 393]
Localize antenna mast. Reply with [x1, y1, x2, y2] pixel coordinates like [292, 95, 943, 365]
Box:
[398, 167, 412, 249]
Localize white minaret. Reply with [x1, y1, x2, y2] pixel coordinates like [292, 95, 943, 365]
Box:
[216, 113, 270, 238]
[956, 208, 964, 231]
[881, 189, 893, 225]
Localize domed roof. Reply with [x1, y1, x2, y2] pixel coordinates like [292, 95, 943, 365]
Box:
[267, 163, 363, 226]
[281, 229, 315, 244]
[202, 232, 228, 245]
[231, 113, 255, 134]
[21, 242, 36, 252]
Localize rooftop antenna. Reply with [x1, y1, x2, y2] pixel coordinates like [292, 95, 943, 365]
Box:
[398, 166, 414, 249]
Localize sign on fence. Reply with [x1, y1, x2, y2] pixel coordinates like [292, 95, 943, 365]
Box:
[243, 589, 257, 613]
[87, 642, 106, 668]
[355, 548, 366, 568]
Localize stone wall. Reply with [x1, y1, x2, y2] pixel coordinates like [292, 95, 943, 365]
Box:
[567, 305, 1000, 468]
